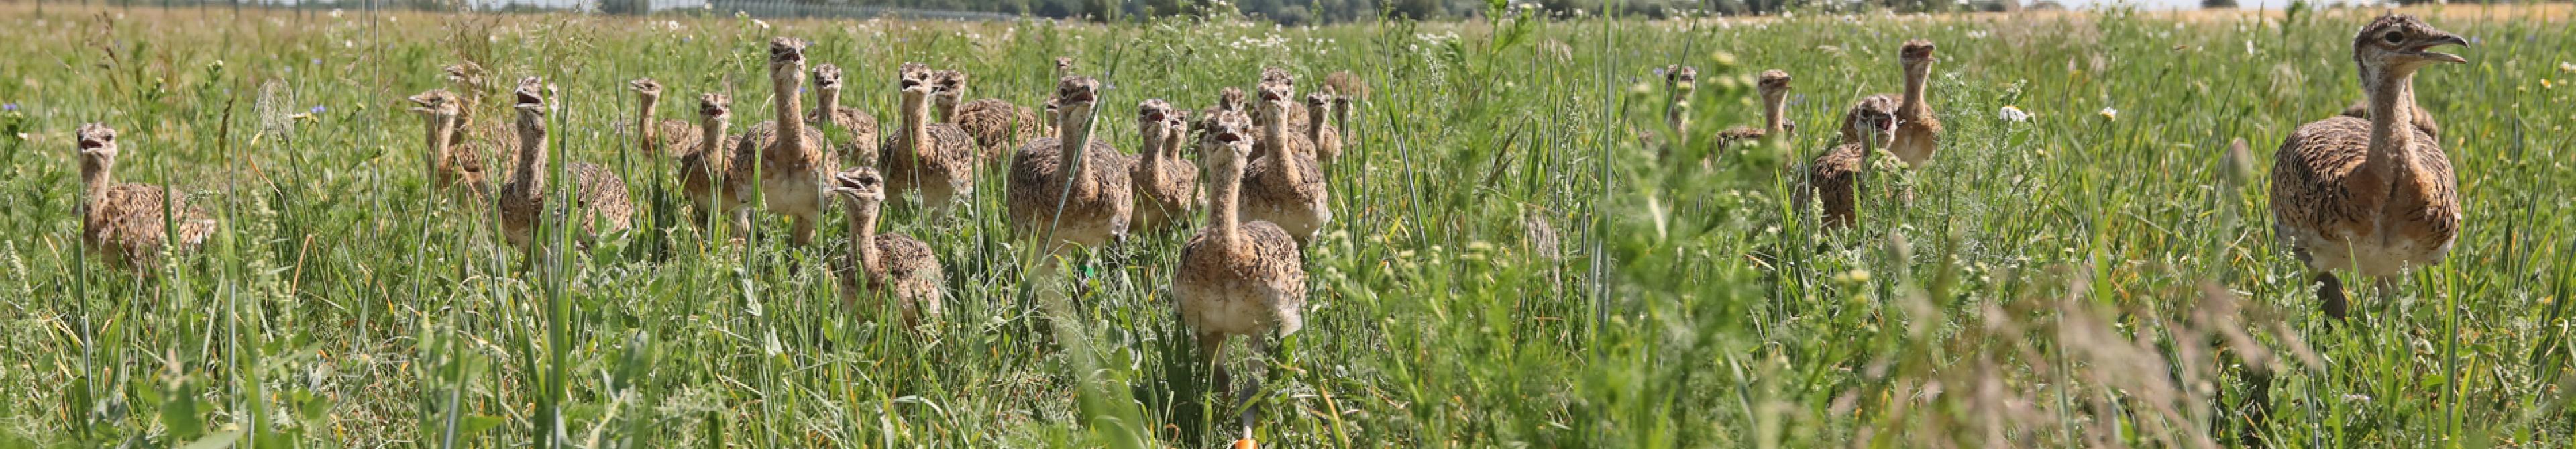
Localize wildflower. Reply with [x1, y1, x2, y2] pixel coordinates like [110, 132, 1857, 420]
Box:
[1998, 105, 2029, 123]
[1, 103, 15, 111]
[311, 58, 321, 66]
[753, 19, 771, 30]
[311, 105, 327, 115]
[2097, 107, 2118, 121]
[2560, 62, 2576, 74]
[327, 9, 343, 18]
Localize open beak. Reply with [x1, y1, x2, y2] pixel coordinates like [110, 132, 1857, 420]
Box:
[2412, 33, 2470, 64]
[78, 138, 108, 153]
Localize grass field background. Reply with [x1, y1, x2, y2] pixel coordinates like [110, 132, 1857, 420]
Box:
[0, 3, 2571, 447]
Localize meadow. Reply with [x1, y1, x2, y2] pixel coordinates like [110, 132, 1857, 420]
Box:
[0, 3, 2572, 447]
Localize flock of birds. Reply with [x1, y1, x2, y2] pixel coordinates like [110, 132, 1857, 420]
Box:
[70, 12, 2468, 430]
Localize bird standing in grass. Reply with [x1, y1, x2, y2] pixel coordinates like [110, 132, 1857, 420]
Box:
[75, 123, 217, 274]
[830, 167, 943, 328]
[2269, 15, 2467, 320]
[1175, 110, 1307, 436]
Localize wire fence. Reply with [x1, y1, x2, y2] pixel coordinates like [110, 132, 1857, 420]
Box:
[29, 0, 1030, 21]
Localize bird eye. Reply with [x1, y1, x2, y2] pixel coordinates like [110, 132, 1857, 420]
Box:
[2381, 31, 2404, 44]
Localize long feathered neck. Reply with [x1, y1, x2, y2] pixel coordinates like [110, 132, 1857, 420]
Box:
[699, 114, 730, 160]
[1305, 101, 1331, 150]
[1059, 105, 1097, 195]
[1762, 92, 1788, 136]
[1137, 121, 1166, 175]
[513, 117, 548, 193]
[1163, 123, 1187, 160]
[80, 153, 115, 200]
[2363, 67, 2422, 183]
[773, 70, 808, 158]
[902, 92, 932, 159]
[1665, 87, 1688, 132]
[1899, 62, 1931, 117]
[636, 95, 660, 154]
[845, 197, 881, 273]
[1260, 105, 1304, 187]
[1208, 151, 1246, 252]
[934, 91, 959, 123]
[425, 115, 455, 171]
[816, 86, 843, 117]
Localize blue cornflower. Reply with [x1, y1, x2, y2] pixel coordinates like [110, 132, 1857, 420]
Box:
[311, 105, 327, 114]
[1, 103, 16, 111]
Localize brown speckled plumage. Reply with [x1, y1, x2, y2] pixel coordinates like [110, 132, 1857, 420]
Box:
[498, 79, 635, 248]
[2271, 14, 2467, 319]
[682, 93, 744, 232]
[830, 168, 944, 327]
[75, 123, 217, 273]
[627, 79, 701, 160]
[808, 64, 883, 168]
[1008, 76, 1134, 250]
[1174, 110, 1307, 395]
[887, 63, 981, 210]
[1243, 80, 1331, 244]
[731, 38, 839, 246]
[1132, 99, 1201, 233]
[1805, 96, 1901, 230]
[1302, 93, 1344, 164]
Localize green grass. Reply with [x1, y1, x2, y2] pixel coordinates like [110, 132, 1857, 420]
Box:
[1, 3, 2573, 447]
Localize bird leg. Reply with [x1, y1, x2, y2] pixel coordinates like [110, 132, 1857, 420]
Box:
[1237, 337, 1269, 435]
[790, 215, 816, 246]
[2317, 272, 2348, 321]
[1199, 331, 1232, 403]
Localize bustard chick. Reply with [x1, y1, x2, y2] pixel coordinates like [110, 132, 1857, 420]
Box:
[1242, 79, 1331, 244]
[1804, 95, 1902, 230]
[731, 38, 838, 246]
[1192, 87, 1250, 147]
[627, 78, 702, 159]
[1303, 93, 1344, 164]
[1715, 70, 1796, 147]
[75, 123, 217, 273]
[1173, 110, 1307, 403]
[810, 64, 883, 168]
[682, 93, 746, 233]
[406, 89, 506, 197]
[498, 78, 635, 248]
[1007, 76, 1134, 252]
[1884, 40, 1945, 166]
[439, 62, 513, 170]
[885, 62, 981, 211]
[1132, 99, 1201, 233]
[830, 167, 945, 328]
[948, 69, 1045, 159]
[2270, 14, 2467, 320]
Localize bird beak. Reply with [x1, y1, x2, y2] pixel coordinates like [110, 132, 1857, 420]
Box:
[2414, 33, 2469, 64]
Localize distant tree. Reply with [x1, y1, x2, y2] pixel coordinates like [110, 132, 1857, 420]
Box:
[2202, 0, 2235, 8]
[1389, 0, 1440, 19]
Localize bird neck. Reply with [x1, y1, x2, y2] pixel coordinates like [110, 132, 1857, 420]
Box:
[699, 116, 729, 160]
[1666, 88, 1690, 130]
[773, 76, 808, 158]
[1163, 125, 1187, 160]
[845, 199, 880, 272]
[933, 93, 959, 123]
[425, 115, 455, 169]
[1138, 123, 1165, 170]
[816, 86, 842, 113]
[903, 93, 932, 159]
[1208, 154, 1246, 252]
[1059, 107, 1097, 195]
[636, 97, 659, 154]
[2364, 70, 2423, 183]
[1262, 109, 1305, 187]
[1900, 64, 1931, 116]
[1305, 102, 1330, 147]
[80, 154, 114, 200]
[1762, 93, 1788, 136]
[514, 119, 548, 191]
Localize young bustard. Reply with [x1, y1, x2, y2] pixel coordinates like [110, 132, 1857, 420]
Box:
[498, 78, 635, 249]
[1884, 40, 1945, 166]
[731, 38, 838, 246]
[1803, 95, 1902, 230]
[1007, 76, 1134, 252]
[948, 69, 1044, 160]
[1174, 109, 1307, 407]
[682, 93, 746, 234]
[830, 167, 945, 328]
[2270, 15, 2467, 320]
[75, 123, 217, 274]
[406, 89, 504, 198]
[810, 64, 883, 168]
[628, 78, 702, 159]
[885, 63, 981, 211]
[1131, 99, 1200, 233]
[1191, 87, 1250, 147]
[1715, 70, 1796, 148]
[1303, 93, 1344, 165]
[1242, 78, 1331, 244]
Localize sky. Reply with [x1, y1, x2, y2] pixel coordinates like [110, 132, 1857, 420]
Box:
[2057, 0, 2383, 11]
